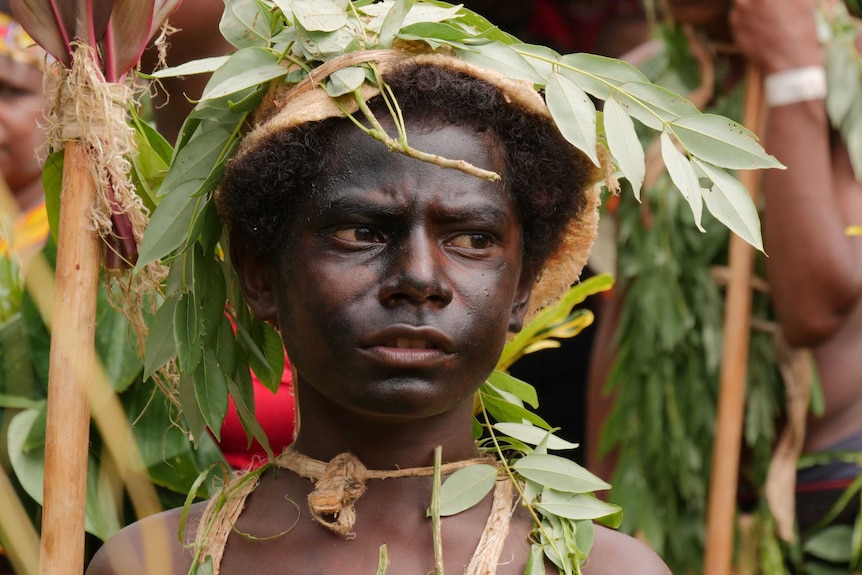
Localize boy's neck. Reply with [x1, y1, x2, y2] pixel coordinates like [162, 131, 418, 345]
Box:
[292, 384, 482, 470]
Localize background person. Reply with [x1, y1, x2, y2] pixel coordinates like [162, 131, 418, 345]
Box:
[731, 0, 862, 533]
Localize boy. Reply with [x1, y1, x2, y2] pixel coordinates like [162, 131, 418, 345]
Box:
[88, 53, 669, 574]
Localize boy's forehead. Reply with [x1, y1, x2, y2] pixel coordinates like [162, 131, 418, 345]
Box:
[298, 121, 516, 221]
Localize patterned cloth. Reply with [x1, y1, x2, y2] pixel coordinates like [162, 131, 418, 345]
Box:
[0, 201, 49, 260]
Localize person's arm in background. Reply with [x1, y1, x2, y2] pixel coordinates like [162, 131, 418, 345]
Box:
[730, 0, 862, 347]
[142, 0, 232, 144]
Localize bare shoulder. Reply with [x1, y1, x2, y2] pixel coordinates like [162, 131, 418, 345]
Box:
[86, 501, 208, 575]
[582, 525, 670, 575]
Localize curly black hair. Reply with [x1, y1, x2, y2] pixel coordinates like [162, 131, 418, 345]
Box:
[218, 61, 596, 275]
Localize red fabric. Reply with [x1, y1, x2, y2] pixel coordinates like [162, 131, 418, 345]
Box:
[219, 358, 295, 470]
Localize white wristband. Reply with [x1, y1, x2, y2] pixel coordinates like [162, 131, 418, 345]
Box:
[764, 66, 827, 107]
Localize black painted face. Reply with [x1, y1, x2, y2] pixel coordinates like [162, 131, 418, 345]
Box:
[242, 121, 532, 421]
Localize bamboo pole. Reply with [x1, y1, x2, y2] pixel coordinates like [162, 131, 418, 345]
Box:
[0, 177, 43, 575]
[39, 140, 101, 575]
[703, 65, 765, 575]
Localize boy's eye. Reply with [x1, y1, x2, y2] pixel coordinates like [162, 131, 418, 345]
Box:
[449, 233, 492, 250]
[332, 226, 384, 243]
[0, 84, 28, 99]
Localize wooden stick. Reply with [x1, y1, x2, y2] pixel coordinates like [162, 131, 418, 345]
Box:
[703, 65, 765, 575]
[39, 140, 102, 575]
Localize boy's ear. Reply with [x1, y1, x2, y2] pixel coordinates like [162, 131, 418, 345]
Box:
[508, 268, 535, 333]
[232, 244, 279, 324]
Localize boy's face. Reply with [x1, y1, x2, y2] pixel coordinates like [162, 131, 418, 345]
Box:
[243, 121, 532, 421]
[0, 55, 44, 197]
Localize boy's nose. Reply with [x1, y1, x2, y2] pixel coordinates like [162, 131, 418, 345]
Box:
[378, 233, 453, 307]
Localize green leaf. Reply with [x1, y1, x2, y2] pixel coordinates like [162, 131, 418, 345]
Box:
[220, 0, 274, 48]
[558, 53, 647, 100]
[803, 525, 854, 563]
[396, 21, 473, 45]
[41, 151, 63, 244]
[136, 128, 232, 269]
[844, 98, 862, 179]
[670, 114, 784, 170]
[536, 490, 620, 522]
[179, 373, 207, 446]
[149, 56, 232, 78]
[614, 81, 699, 131]
[122, 382, 224, 496]
[825, 37, 860, 125]
[136, 188, 202, 269]
[194, 251, 227, 348]
[297, 26, 359, 60]
[174, 291, 202, 373]
[603, 96, 645, 198]
[7, 410, 45, 504]
[500, 275, 613, 370]
[129, 111, 171, 210]
[201, 48, 287, 101]
[574, 519, 595, 556]
[852, 503, 862, 571]
[433, 464, 497, 516]
[525, 543, 546, 575]
[454, 41, 542, 84]
[7, 409, 122, 540]
[661, 131, 704, 232]
[239, 321, 285, 393]
[693, 159, 763, 251]
[289, 0, 348, 32]
[513, 43, 560, 80]
[539, 515, 572, 575]
[21, 402, 46, 452]
[95, 298, 143, 393]
[378, 0, 415, 49]
[546, 72, 599, 167]
[216, 316, 238, 380]
[361, 1, 463, 32]
[0, 395, 42, 409]
[194, 348, 230, 441]
[493, 422, 578, 451]
[513, 454, 610, 493]
[226, 372, 273, 460]
[376, 544, 390, 575]
[480, 392, 550, 429]
[326, 66, 367, 97]
[538, 309, 594, 341]
[486, 370, 538, 408]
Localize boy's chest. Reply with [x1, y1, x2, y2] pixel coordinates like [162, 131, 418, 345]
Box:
[216, 479, 539, 575]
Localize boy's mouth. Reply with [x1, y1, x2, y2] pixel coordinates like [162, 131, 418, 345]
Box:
[390, 338, 438, 350]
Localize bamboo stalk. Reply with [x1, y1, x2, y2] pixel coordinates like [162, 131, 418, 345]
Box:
[703, 65, 765, 575]
[0, 176, 41, 575]
[39, 140, 101, 575]
[0, 466, 40, 575]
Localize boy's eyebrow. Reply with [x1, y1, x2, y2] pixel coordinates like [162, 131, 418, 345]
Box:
[322, 193, 513, 225]
[434, 202, 512, 226]
[322, 194, 406, 219]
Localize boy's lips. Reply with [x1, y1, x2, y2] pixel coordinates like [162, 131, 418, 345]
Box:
[364, 325, 456, 353]
[361, 325, 456, 367]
